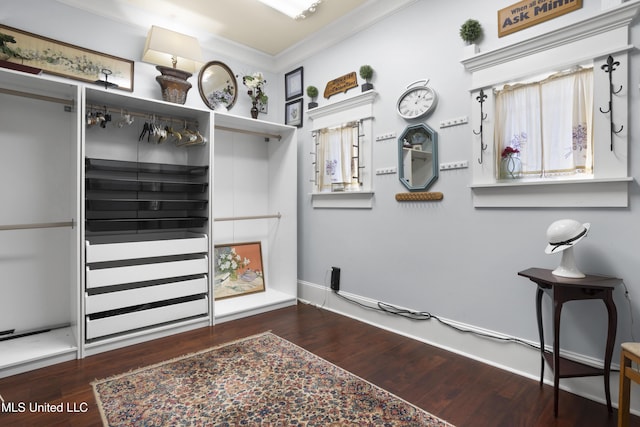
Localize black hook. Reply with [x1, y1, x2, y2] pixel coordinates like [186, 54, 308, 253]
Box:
[474, 89, 488, 164]
[600, 55, 624, 151]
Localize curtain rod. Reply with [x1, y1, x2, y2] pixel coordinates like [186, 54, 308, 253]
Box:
[86, 103, 199, 127]
[0, 87, 74, 106]
[0, 220, 75, 231]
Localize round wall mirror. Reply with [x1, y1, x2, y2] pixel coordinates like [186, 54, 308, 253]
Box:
[398, 123, 438, 191]
[198, 61, 238, 111]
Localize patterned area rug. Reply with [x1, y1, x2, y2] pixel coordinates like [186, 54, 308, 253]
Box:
[92, 332, 454, 426]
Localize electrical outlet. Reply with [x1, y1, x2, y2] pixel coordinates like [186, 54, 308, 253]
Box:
[330, 267, 340, 291]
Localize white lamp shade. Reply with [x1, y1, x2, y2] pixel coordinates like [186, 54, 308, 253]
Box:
[142, 25, 203, 73]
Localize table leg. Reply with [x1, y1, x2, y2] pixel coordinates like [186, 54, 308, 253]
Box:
[603, 290, 617, 413]
[553, 297, 563, 417]
[536, 287, 545, 387]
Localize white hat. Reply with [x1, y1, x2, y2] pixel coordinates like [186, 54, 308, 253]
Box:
[544, 219, 590, 255]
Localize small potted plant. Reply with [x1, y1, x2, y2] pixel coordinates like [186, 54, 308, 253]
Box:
[307, 85, 318, 109]
[359, 65, 374, 92]
[459, 19, 482, 55]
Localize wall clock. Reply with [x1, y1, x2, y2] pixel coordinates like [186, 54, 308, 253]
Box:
[396, 79, 438, 120]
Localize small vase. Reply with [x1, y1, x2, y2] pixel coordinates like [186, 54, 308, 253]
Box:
[230, 270, 238, 281]
[501, 155, 521, 179]
[251, 101, 259, 119]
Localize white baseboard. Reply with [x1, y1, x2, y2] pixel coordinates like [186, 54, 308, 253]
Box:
[298, 279, 640, 415]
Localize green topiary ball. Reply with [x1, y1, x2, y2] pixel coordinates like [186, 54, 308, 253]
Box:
[459, 19, 482, 44]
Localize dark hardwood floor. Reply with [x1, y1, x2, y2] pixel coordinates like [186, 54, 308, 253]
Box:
[0, 302, 636, 426]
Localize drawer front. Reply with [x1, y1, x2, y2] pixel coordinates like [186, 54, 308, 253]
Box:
[86, 235, 208, 263]
[86, 296, 209, 340]
[86, 257, 208, 289]
[85, 277, 208, 314]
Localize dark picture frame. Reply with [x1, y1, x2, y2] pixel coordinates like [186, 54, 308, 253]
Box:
[0, 24, 134, 91]
[284, 66, 303, 101]
[285, 98, 303, 128]
[214, 241, 265, 300]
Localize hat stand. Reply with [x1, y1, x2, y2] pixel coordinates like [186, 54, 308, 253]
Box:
[552, 246, 585, 278]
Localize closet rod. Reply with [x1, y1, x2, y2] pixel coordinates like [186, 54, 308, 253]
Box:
[86, 103, 198, 127]
[0, 87, 74, 106]
[0, 221, 74, 231]
[215, 125, 282, 141]
[214, 213, 281, 222]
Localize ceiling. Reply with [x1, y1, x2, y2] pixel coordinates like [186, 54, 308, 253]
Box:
[57, 0, 386, 56]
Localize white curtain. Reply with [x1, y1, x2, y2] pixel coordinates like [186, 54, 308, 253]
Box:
[495, 67, 593, 178]
[317, 124, 359, 191]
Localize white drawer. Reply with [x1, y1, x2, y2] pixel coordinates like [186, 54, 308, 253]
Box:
[86, 232, 208, 263]
[86, 296, 209, 340]
[86, 256, 208, 289]
[85, 277, 208, 314]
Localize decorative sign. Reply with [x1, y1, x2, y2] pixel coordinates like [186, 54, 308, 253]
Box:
[498, 0, 582, 38]
[324, 72, 358, 99]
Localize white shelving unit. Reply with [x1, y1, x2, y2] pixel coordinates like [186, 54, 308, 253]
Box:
[0, 68, 81, 377]
[81, 87, 213, 357]
[0, 68, 298, 376]
[212, 113, 298, 323]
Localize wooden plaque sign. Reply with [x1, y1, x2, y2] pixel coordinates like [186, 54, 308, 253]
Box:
[498, 0, 582, 38]
[324, 72, 358, 99]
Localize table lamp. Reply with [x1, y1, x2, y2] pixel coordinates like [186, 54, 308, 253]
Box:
[142, 26, 203, 104]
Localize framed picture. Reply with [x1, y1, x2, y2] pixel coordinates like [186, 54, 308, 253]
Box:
[285, 98, 303, 128]
[214, 242, 265, 300]
[0, 24, 134, 91]
[284, 66, 303, 101]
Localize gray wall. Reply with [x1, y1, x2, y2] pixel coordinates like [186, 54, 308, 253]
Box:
[295, 0, 640, 364]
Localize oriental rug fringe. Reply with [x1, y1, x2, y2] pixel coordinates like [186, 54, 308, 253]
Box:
[92, 332, 454, 426]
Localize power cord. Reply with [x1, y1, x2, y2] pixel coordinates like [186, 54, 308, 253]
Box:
[623, 281, 636, 342]
[333, 290, 540, 351]
[331, 280, 637, 357]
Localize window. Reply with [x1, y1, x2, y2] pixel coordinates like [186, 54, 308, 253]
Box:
[314, 122, 360, 192]
[494, 67, 593, 180]
[307, 90, 376, 209]
[461, 3, 637, 208]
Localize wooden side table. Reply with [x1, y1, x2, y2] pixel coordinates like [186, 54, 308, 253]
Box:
[518, 267, 621, 416]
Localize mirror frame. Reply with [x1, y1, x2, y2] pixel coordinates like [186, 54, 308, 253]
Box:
[198, 61, 238, 110]
[398, 123, 438, 191]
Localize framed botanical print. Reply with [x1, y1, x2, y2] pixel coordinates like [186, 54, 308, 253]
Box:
[285, 98, 303, 128]
[214, 242, 265, 300]
[284, 66, 303, 101]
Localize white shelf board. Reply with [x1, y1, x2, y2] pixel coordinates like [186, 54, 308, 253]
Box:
[0, 327, 77, 378]
[214, 288, 297, 323]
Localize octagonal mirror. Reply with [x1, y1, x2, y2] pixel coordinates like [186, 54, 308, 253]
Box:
[398, 123, 438, 191]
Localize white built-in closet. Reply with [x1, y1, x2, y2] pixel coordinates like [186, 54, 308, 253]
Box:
[0, 67, 297, 377]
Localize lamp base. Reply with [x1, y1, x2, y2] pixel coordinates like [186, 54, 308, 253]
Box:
[155, 65, 192, 104]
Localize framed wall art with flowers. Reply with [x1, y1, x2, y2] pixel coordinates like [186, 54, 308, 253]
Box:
[0, 24, 134, 91]
[214, 242, 265, 300]
[285, 98, 303, 128]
